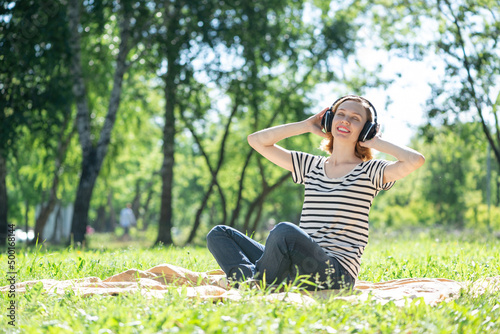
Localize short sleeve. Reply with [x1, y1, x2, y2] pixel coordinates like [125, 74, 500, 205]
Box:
[291, 151, 318, 184]
[366, 159, 396, 191]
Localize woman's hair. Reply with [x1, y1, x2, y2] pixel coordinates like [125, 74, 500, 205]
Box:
[319, 96, 374, 161]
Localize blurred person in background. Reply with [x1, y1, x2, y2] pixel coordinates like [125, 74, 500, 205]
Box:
[119, 203, 136, 240]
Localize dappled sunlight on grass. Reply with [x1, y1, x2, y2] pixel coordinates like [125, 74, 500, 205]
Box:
[1, 227, 499, 333]
[361, 227, 500, 283]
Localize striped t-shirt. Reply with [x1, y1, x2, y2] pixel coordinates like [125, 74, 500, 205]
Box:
[291, 151, 395, 279]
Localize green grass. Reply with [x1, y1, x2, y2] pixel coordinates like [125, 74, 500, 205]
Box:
[1, 227, 500, 333]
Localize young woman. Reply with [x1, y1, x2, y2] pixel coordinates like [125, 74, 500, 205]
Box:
[207, 95, 425, 290]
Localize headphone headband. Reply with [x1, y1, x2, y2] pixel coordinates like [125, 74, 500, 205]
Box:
[328, 95, 377, 123]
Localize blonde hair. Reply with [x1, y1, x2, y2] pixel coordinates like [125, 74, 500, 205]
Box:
[319, 96, 374, 161]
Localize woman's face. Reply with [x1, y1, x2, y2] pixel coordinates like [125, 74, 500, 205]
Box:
[332, 100, 368, 142]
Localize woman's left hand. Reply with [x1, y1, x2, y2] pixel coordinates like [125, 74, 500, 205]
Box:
[358, 123, 426, 183]
[359, 135, 381, 148]
[359, 124, 381, 148]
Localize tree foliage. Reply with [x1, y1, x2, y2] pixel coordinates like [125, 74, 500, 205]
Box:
[0, 0, 74, 245]
[371, 122, 499, 230]
[3, 0, 499, 247]
[369, 0, 500, 164]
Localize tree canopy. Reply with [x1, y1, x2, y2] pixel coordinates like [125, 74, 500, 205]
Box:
[1, 0, 499, 246]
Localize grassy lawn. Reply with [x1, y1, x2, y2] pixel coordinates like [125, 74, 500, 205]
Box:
[1, 227, 499, 333]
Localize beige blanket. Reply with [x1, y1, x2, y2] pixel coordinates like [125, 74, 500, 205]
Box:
[2, 264, 499, 307]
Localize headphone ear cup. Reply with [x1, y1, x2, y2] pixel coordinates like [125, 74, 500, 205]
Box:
[359, 122, 377, 142]
[321, 110, 333, 133]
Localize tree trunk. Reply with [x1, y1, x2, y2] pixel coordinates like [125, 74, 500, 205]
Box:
[228, 106, 283, 228]
[185, 182, 215, 245]
[155, 2, 182, 246]
[242, 173, 289, 233]
[34, 202, 55, 244]
[49, 202, 63, 243]
[71, 163, 98, 245]
[0, 152, 7, 246]
[95, 205, 106, 232]
[441, 0, 500, 167]
[229, 150, 254, 227]
[141, 184, 155, 231]
[183, 104, 238, 245]
[156, 82, 175, 245]
[131, 179, 141, 219]
[106, 191, 116, 232]
[217, 184, 227, 226]
[250, 198, 265, 233]
[24, 200, 29, 235]
[67, 0, 132, 245]
[497, 176, 500, 207]
[33, 116, 75, 244]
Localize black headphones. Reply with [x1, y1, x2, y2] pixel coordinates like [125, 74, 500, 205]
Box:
[321, 95, 378, 142]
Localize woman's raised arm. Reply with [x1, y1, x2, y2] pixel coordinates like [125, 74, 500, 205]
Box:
[360, 136, 425, 183]
[247, 108, 329, 172]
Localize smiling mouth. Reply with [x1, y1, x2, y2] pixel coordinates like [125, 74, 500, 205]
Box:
[337, 126, 350, 133]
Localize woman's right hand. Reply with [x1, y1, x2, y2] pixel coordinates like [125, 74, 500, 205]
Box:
[305, 108, 330, 138]
[247, 107, 330, 172]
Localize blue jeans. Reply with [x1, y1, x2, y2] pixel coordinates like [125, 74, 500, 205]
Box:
[206, 222, 354, 290]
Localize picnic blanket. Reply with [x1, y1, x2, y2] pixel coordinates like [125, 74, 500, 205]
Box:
[2, 264, 499, 307]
